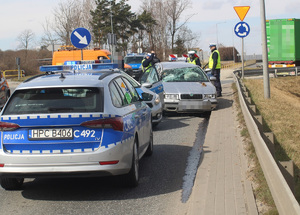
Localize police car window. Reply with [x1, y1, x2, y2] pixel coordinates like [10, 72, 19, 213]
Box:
[140, 67, 159, 84]
[120, 71, 140, 88]
[122, 78, 139, 103]
[109, 82, 123, 108]
[114, 78, 133, 105]
[124, 56, 144, 64]
[2, 87, 103, 115]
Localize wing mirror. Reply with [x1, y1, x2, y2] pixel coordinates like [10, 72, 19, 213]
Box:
[141, 83, 153, 88]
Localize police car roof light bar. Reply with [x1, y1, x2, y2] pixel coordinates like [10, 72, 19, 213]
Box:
[40, 65, 65, 72]
[40, 63, 119, 72]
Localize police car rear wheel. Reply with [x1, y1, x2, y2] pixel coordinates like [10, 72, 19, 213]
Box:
[123, 138, 139, 187]
[145, 128, 153, 156]
[1, 177, 24, 190]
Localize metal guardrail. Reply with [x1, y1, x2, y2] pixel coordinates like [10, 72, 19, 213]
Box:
[235, 66, 300, 77]
[221, 60, 257, 70]
[233, 72, 300, 214]
[3, 70, 26, 78]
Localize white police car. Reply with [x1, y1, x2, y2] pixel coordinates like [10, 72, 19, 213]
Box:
[120, 72, 162, 127]
[0, 62, 153, 190]
[140, 66, 165, 111]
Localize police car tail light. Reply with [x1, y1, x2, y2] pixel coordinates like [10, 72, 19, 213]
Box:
[80, 117, 123, 131]
[99, 161, 119, 165]
[0, 122, 20, 131]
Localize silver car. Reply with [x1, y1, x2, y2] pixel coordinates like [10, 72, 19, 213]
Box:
[0, 63, 153, 190]
[157, 62, 217, 114]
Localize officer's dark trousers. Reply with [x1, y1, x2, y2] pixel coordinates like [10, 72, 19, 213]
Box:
[214, 69, 222, 96]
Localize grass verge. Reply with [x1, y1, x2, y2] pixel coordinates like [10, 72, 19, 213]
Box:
[243, 76, 300, 203]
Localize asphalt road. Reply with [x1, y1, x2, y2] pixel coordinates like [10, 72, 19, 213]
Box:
[0, 114, 208, 215]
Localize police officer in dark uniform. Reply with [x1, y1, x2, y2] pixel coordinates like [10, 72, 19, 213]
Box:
[209, 43, 222, 97]
[187, 51, 201, 67]
[142, 51, 160, 72]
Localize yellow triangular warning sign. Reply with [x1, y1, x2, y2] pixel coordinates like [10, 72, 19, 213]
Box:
[234, 6, 250, 22]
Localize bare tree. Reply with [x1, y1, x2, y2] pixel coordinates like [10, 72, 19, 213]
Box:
[42, 0, 95, 48]
[178, 26, 200, 52]
[41, 17, 60, 52]
[165, 0, 193, 52]
[140, 0, 193, 60]
[17, 29, 35, 50]
[52, 0, 87, 46]
[141, 0, 170, 60]
[81, 0, 96, 30]
[17, 29, 35, 62]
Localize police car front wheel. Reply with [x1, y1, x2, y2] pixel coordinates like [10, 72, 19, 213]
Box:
[1, 177, 24, 190]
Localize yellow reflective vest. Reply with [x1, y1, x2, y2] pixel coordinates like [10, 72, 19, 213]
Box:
[209, 50, 221, 69]
[141, 59, 152, 72]
[187, 57, 199, 65]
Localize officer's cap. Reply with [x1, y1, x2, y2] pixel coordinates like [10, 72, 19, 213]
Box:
[209, 43, 217, 47]
[188, 51, 195, 55]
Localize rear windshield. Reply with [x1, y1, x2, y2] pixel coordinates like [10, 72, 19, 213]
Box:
[3, 87, 103, 115]
[124, 56, 144, 64]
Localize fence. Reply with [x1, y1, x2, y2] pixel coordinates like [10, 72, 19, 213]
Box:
[3, 70, 26, 78]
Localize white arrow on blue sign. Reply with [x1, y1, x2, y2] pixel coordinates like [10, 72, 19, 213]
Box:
[70, 28, 91, 49]
[234, 22, 250, 38]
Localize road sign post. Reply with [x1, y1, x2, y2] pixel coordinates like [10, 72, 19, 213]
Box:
[234, 21, 250, 79]
[70, 28, 92, 61]
[16, 57, 21, 80]
[234, 6, 251, 79]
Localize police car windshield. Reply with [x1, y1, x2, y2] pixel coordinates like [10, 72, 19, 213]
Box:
[3, 87, 103, 115]
[161, 67, 209, 82]
[124, 56, 144, 64]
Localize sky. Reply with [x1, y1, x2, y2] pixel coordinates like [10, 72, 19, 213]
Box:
[1, 0, 300, 57]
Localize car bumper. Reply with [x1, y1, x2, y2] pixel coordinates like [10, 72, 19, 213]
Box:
[0, 138, 134, 178]
[146, 102, 163, 124]
[164, 100, 217, 112]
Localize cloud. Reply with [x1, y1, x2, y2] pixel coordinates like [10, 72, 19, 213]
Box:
[203, 1, 224, 10]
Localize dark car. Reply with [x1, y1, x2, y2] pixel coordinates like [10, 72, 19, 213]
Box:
[124, 54, 144, 80]
[0, 70, 10, 108]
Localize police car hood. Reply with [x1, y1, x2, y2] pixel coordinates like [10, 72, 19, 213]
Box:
[162, 82, 216, 94]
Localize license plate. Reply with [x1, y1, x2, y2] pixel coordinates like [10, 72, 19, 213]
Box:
[29, 128, 73, 140]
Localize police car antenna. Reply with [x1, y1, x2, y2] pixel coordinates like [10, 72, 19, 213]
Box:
[59, 73, 65, 80]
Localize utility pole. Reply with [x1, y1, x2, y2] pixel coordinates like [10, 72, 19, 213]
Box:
[110, 0, 114, 62]
[260, 0, 270, 99]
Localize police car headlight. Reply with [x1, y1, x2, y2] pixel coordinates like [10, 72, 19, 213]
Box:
[165, 94, 179, 100]
[203, 94, 216, 99]
[154, 94, 160, 105]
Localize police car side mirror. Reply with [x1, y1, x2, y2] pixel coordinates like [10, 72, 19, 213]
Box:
[141, 83, 153, 88]
[210, 76, 217, 81]
[141, 92, 153, 101]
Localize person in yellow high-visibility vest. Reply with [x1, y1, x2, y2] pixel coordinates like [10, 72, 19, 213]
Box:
[141, 51, 160, 72]
[187, 51, 201, 67]
[209, 43, 222, 97]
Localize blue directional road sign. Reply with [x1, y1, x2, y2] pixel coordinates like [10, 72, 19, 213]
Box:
[70, 28, 91, 49]
[234, 22, 250, 38]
